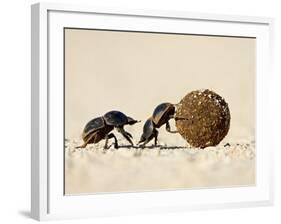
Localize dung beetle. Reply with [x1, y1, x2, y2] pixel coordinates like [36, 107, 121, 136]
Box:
[76, 111, 140, 149]
[138, 103, 179, 146]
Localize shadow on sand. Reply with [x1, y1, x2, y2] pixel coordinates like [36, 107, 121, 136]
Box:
[116, 144, 188, 150]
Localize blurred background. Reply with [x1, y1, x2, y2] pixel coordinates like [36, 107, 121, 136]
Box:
[65, 29, 255, 142]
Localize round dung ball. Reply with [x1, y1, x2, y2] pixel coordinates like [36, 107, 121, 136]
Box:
[175, 89, 230, 148]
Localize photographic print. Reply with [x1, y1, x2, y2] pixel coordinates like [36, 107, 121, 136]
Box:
[64, 28, 255, 195]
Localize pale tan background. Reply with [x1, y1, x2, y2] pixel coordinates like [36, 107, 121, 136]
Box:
[65, 29, 255, 142]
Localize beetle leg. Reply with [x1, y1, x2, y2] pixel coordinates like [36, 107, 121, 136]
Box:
[75, 143, 87, 149]
[169, 114, 175, 119]
[126, 132, 133, 138]
[170, 114, 189, 121]
[138, 133, 155, 148]
[137, 135, 145, 145]
[75, 132, 96, 149]
[117, 127, 134, 146]
[104, 133, 119, 149]
[139, 139, 150, 148]
[104, 135, 109, 149]
[154, 129, 159, 146]
[165, 121, 178, 133]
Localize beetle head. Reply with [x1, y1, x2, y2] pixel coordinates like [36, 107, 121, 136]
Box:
[127, 116, 141, 125]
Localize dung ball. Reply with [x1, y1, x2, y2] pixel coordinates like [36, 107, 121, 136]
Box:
[175, 89, 230, 148]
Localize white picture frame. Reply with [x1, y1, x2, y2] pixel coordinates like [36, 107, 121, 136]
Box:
[31, 2, 274, 221]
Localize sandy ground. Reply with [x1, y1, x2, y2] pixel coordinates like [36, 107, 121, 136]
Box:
[64, 133, 255, 195]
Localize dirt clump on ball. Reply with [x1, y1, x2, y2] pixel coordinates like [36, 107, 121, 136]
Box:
[176, 89, 230, 148]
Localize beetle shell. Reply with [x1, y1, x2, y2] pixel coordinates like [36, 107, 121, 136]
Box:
[83, 117, 104, 136]
[152, 103, 175, 128]
[83, 125, 114, 145]
[141, 117, 155, 140]
[82, 117, 112, 142]
[104, 110, 128, 127]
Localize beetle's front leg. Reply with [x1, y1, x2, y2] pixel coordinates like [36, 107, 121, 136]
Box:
[165, 121, 178, 133]
[116, 127, 134, 146]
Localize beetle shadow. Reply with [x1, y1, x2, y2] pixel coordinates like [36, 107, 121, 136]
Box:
[118, 145, 187, 150]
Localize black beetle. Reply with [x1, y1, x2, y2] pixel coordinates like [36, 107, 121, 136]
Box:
[138, 103, 179, 146]
[76, 110, 139, 149]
